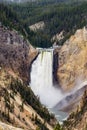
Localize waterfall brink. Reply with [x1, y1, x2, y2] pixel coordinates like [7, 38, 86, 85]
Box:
[30, 49, 63, 108]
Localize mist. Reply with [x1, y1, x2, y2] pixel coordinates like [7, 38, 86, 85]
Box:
[30, 49, 87, 109]
[53, 79, 87, 110]
[35, 84, 65, 108]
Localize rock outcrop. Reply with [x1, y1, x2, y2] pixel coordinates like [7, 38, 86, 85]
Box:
[58, 27, 87, 91]
[63, 89, 87, 130]
[53, 47, 61, 85]
[29, 21, 45, 32]
[0, 25, 38, 83]
[51, 31, 64, 45]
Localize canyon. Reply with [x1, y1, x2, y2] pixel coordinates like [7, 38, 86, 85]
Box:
[0, 23, 87, 129]
[0, 0, 87, 129]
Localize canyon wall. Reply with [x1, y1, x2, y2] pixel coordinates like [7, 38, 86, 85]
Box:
[57, 27, 87, 91]
[0, 25, 38, 83]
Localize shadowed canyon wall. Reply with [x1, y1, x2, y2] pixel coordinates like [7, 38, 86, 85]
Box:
[0, 26, 38, 83]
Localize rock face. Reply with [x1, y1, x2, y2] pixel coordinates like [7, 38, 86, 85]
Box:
[29, 21, 45, 32]
[63, 89, 87, 130]
[0, 26, 38, 83]
[53, 85, 87, 112]
[0, 121, 23, 130]
[53, 47, 60, 85]
[58, 27, 87, 91]
[51, 31, 64, 45]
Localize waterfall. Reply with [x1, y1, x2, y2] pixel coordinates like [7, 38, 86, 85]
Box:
[30, 49, 63, 108]
[30, 49, 87, 122]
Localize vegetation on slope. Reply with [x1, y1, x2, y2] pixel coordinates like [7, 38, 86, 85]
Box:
[0, 1, 87, 48]
[0, 74, 56, 129]
[0, 3, 35, 44]
[11, 1, 87, 47]
[9, 79, 55, 124]
[0, 3, 24, 35]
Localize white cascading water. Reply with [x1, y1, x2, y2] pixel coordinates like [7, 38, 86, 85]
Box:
[30, 49, 64, 108]
[30, 49, 87, 122]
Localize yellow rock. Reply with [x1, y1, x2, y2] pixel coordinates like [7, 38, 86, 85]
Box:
[58, 27, 87, 91]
